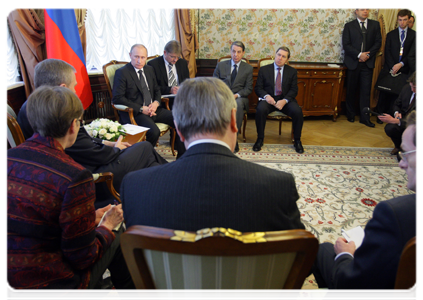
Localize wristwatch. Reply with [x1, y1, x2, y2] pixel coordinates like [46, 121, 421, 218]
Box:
[139, 106, 143, 113]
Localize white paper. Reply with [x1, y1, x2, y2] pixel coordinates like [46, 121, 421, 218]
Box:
[342, 226, 365, 249]
[327, 64, 341, 68]
[121, 124, 149, 135]
[97, 205, 122, 231]
[161, 94, 176, 98]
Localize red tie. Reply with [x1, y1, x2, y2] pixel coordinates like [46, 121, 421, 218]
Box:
[275, 67, 282, 96]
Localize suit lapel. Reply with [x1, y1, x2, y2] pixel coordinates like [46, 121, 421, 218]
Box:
[159, 56, 169, 85]
[127, 64, 143, 94]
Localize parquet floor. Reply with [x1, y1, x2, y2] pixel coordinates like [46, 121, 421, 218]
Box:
[239, 114, 394, 149]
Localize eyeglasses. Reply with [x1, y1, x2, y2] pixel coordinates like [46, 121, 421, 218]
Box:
[77, 119, 84, 126]
[398, 150, 416, 162]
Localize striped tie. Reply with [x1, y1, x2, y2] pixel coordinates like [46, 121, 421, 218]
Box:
[168, 64, 176, 87]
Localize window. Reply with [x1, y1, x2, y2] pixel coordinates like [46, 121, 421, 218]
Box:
[85, 8, 175, 72]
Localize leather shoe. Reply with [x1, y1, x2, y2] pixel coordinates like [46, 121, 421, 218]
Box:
[359, 120, 375, 128]
[390, 147, 400, 155]
[234, 142, 239, 153]
[347, 117, 355, 123]
[376, 118, 383, 124]
[253, 139, 263, 152]
[294, 140, 304, 154]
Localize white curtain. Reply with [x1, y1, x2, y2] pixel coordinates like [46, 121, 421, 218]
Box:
[7, 22, 21, 86]
[85, 8, 175, 71]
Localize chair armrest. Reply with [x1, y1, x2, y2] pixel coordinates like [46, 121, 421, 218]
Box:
[93, 172, 121, 203]
[112, 104, 137, 125]
[161, 97, 170, 111]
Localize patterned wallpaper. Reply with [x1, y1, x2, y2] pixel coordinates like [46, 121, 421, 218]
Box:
[196, 9, 379, 63]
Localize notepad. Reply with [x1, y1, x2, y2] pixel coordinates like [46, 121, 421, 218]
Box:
[341, 226, 365, 249]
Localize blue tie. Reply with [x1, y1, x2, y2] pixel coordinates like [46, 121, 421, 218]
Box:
[399, 30, 405, 62]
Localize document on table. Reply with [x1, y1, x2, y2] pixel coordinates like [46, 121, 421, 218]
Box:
[161, 94, 176, 98]
[121, 124, 149, 135]
[341, 226, 365, 249]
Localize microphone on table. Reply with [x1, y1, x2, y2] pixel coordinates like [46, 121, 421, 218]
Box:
[362, 107, 382, 116]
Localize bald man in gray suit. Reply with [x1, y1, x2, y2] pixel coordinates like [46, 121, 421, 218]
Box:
[213, 41, 253, 152]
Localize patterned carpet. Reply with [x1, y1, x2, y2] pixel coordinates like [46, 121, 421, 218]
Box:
[155, 142, 414, 289]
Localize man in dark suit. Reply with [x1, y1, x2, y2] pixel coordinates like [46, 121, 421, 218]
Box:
[17, 59, 167, 205]
[147, 40, 190, 110]
[254, 46, 304, 153]
[312, 111, 416, 289]
[375, 9, 416, 119]
[378, 72, 416, 155]
[112, 44, 185, 158]
[342, 9, 382, 127]
[121, 77, 305, 233]
[213, 41, 253, 153]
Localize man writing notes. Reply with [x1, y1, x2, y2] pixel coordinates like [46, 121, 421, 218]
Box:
[121, 77, 305, 233]
[312, 111, 416, 289]
[112, 44, 185, 158]
[342, 9, 382, 127]
[375, 9, 416, 119]
[254, 46, 304, 153]
[147, 40, 190, 109]
[213, 41, 253, 153]
[378, 72, 416, 156]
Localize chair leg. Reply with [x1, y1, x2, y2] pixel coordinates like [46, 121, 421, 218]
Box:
[242, 113, 247, 142]
[171, 128, 176, 156]
[279, 119, 283, 135]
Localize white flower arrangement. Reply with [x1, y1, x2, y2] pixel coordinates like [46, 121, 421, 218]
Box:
[84, 118, 126, 141]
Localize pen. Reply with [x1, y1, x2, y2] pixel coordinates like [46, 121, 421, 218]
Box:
[341, 229, 351, 242]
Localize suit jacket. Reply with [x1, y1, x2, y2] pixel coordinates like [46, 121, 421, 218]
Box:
[331, 194, 415, 289]
[213, 60, 253, 98]
[147, 55, 190, 95]
[342, 18, 382, 70]
[408, 36, 420, 75]
[393, 83, 416, 127]
[121, 143, 305, 232]
[254, 63, 298, 102]
[112, 63, 161, 116]
[384, 28, 416, 75]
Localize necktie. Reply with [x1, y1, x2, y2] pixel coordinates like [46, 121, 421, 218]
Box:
[168, 64, 176, 87]
[408, 95, 415, 110]
[275, 67, 282, 96]
[138, 70, 152, 106]
[231, 64, 237, 86]
[360, 22, 367, 52]
[399, 30, 405, 62]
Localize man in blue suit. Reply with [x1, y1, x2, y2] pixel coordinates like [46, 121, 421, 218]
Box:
[312, 111, 416, 289]
[343, 9, 382, 127]
[121, 77, 305, 233]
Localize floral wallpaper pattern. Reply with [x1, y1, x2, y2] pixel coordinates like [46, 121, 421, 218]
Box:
[197, 9, 379, 63]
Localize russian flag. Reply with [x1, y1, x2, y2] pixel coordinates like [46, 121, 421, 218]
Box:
[44, 9, 93, 109]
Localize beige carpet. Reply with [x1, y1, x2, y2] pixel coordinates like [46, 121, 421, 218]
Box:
[155, 142, 413, 289]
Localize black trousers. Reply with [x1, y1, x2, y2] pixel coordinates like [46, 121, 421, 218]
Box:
[345, 63, 373, 121]
[385, 123, 406, 149]
[255, 99, 303, 140]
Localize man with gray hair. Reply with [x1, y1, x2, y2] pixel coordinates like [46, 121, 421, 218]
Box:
[213, 41, 253, 152]
[17, 58, 168, 207]
[147, 40, 190, 109]
[121, 77, 304, 233]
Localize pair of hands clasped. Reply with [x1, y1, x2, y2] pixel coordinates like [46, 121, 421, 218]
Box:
[265, 95, 287, 110]
[141, 101, 160, 118]
[95, 204, 124, 232]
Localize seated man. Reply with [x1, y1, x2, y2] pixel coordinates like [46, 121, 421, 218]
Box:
[254, 46, 304, 153]
[121, 77, 305, 233]
[112, 44, 185, 158]
[213, 41, 253, 153]
[312, 111, 416, 289]
[8, 86, 134, 289]
[17, 59, 167, 203]
[147, 40, 190, 109]
[378, 72, 416, 156]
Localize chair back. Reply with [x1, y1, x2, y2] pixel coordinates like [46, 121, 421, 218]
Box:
[217, 55, 250, 64]
[121, 225, 318, 289]
[395, 237, 416, 289]
[258, 57, 275, 69]
[146, 55, 159, 64]
[7, 105, 25, 148]
[102, 60, 128, 99]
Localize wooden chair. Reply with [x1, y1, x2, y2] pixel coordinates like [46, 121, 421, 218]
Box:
[121, 225, 318, 289]
[102, 59, 176, 156]
[217, 55, 249, 142]
[395, 237, 416, 289]
[92, 172, 121, 209]
[258, 58, 294, 143]
[7, 104, 25, 148]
